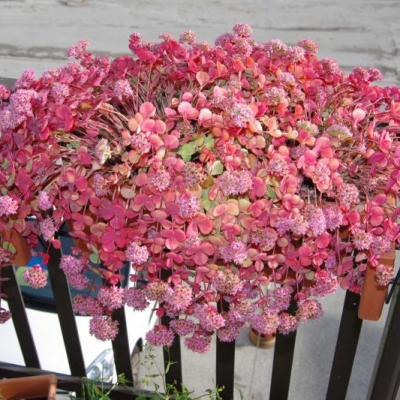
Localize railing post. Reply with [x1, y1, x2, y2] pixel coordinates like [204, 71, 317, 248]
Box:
[368, 282, 400, 400]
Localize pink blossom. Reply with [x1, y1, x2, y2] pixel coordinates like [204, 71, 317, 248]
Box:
[323, 205, 343, 230]
[165, 284, 193, 312]
[194, 304, 225, 331]
[375, 264, 394, 286]
[0, 84, 10, 101]
[60, 255, 84, 276]
[51, 83, 70, 104]
[218, 170, 252, 196]
[125, 242, 149, 265]
[177, 194, 200, 219]
[114, 79, 133, 99]
[170, 319, 196, 336]
[185, 332, 212, 353]
[179, 30, 196, 45]
[0, 196, 18, 216]
[92, 174, 109, 197]
[220, 240, 248, 265]
[145, 281, 170, 302]
[125, 287, 149, 311]
[310, 271, 338, 297]
[131, 132, 151, 154]
[148, 170, 171, 191]
[305, 205, 326, 237]
[337, 183, 359, 207]
[72, 295, 103, 316]
[67, 273, 89, 290]
[23, 266, 47, 289]
[217, 322, 243, 342]
[250, 312, 279, 335]
[68, 39, 90, 59]
[37, 191, 53, 211]
[297, 38, 319, 54]
[89, 316, 119, 341]
[296, 299, 323, 322]
[146, 325, 175, 347]
[278, 313, 299, 335]
[14, 69, 36, 89]
[39, 217, 57, 242]
[98, 286, 126, 310]
[352, 228, 374, 250]
[182, 162, 206, 188]
[233, 23, 253, 38]
[0, 308, 12, 324]
[265, 287, 292, 313]
[370, 235, 391, 255]
[212, 270, 242, 295]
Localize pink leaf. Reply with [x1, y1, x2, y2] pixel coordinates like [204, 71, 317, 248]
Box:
[196, 71, 210, 86]
[121, 187, 136, 199]
[195, 214, 213, 235]
[352, 108, 366, 123]
[141, 119, 155, 132]
[316, 232, 331, 249]
[154, 120, 166, 134]
[151, 209, 168, 221]
[178, 101, 192, 116]
[213, 204, 227, 217]
[110, 215, 125, 230]
[140, 102, 156, 117]
[198, 108, 212, 126]
[194, 251, 208, 265]
[75, 176, 88, 192]
[164, 135, 179, 149]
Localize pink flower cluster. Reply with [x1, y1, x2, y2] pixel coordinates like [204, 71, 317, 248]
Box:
[23, 266, 47, 289]
[0, 23, 399, 351]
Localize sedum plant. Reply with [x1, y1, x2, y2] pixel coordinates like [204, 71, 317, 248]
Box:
[0, 24, 399, 352]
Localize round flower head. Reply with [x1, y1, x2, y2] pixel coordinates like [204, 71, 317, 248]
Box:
[23, 266, 47, 289]
[146, 325, 175, 347]
[0, 308, 12, 324]
[89, 316, 119, 341]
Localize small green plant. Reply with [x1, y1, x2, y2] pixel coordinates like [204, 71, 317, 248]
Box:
[70, 373, 129, 400]
[137, 346, 223, 400]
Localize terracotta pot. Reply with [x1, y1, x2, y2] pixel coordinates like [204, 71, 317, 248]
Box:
[2, 229, 31, 266]
[358, 194, 396, 321]
[249, 327, 276, 349]
[0, 374, 57, 399]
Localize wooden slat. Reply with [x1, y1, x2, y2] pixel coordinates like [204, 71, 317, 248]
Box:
[46, 245, 86, 378]
[2, 265, 41, 369]
[326, 290, 363, 400]
[111, 306, 134, 384]
[270, 300, 297, 400]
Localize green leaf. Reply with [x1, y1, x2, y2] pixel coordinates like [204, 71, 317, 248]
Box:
[266, 186, 276, 198]
[89, 253, 100, 264]
[177, 142, 197, 162]
[3, 241, 16, 254]
[210, 160, 224, 176]
[204, 135, 215, 149]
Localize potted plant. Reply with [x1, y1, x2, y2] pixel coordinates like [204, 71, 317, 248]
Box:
[0, 24, 399, 351]
[0, 374, 57, 399]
